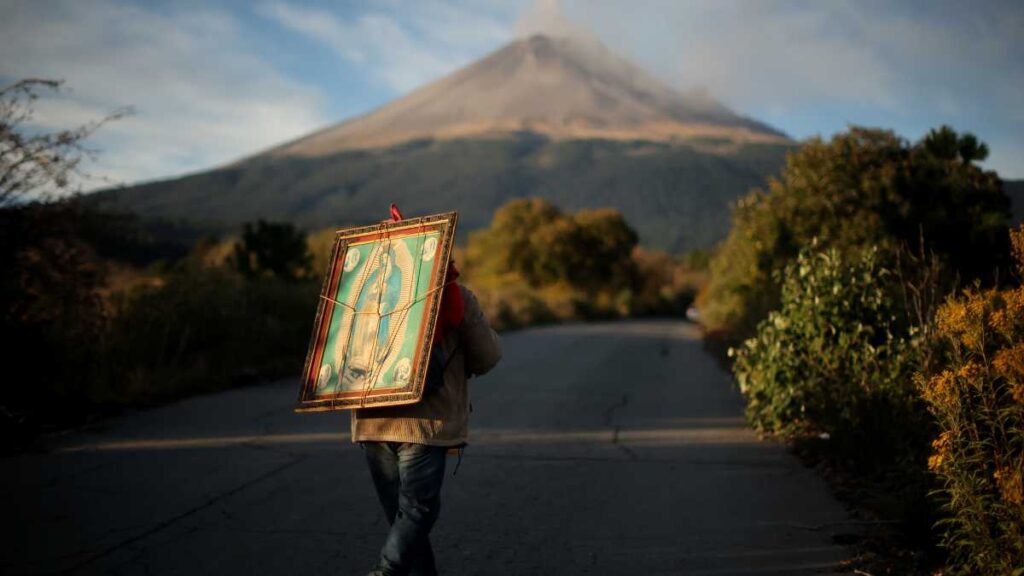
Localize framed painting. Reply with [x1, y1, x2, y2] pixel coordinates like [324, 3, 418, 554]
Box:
[296, 212, 458, 411]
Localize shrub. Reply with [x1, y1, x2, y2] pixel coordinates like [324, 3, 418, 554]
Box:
[731, 244, 927, 456]
[100, 264, 317, 403]
[0, 202, 110, 440]
[701, 125, 1010, 344]
[919, 227, 1024, 575]
[231, 220, 312, 281]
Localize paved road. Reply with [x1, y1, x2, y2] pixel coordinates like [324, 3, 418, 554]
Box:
[3, 320, 858, 575]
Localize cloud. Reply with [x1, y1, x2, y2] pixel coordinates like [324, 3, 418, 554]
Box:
[566, 1, 897, 112]
[563, 0, 1024, 175]
[259, 0, 512, 93]
[0, 0, 328, 189]
[565, 1, 1018, 113]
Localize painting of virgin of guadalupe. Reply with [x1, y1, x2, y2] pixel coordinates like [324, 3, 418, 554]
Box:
[296, 212, 457, 411]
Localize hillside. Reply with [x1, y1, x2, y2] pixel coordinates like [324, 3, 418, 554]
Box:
[104, 136, 791, 251]
[97, 34, 795, 252]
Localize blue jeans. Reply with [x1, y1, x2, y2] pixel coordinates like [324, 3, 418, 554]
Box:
[363, 442, 447, 576]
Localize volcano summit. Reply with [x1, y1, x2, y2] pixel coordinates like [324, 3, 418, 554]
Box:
[101, 33, 794, 252]
[273, 34, 787, 155]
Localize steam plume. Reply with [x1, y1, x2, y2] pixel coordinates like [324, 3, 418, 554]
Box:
[514, 0, 588, 39]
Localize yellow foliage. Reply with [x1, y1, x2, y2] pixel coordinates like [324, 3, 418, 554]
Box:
[993, 343, 1024, 382]
[1013, 221, 1024, 275]
[920, 224, 1024, 572]
[928, 431, 953, 472]
[921, 369, 957, 410]
[994, 467, 1024, 507]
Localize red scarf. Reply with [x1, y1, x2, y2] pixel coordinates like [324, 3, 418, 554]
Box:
[435, 261, 464, 344]
[389, 204, 464, 343]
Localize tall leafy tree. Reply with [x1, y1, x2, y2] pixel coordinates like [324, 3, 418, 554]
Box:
[700, 125, 1011, 340]
[467, 198, 637, 292]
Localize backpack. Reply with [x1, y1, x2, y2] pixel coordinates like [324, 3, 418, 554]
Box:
[423, 343, 460, 395]
[423, 342, 444, 391]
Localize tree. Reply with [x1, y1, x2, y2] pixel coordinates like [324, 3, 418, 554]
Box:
[1, 79, 130, 206]
[1, 80, 128, 441]
[232, 220, 312, 281]
[567, 208, 637, 292]
[466, 198, 638, 292]
[471, 197, 562, 281]
[699, 125, 1011, 341]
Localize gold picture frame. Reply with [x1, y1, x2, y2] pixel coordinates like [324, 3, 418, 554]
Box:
[296, 212, 457, 411]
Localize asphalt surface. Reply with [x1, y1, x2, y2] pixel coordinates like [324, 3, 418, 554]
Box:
[3, 320, 859, 575]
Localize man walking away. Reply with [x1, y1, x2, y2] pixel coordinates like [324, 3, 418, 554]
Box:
[353, 258, 501, 576]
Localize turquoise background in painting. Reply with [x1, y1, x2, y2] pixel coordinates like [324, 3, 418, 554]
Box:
[316, 231, 440, 396]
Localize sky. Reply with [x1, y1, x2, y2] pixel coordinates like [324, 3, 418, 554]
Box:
[1, 0, 1022, 191]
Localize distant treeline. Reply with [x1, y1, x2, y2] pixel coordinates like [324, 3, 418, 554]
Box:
[458, 197, 704, 330]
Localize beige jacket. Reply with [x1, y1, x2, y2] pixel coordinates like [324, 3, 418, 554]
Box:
[350, 285, 501, 446]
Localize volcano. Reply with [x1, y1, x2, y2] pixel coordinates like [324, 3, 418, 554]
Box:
[100, 34, 795, 252]
[272, 34, 787, 155]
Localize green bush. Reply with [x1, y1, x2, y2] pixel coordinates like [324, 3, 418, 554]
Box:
[731, 245, 927, 454]
[701, 125, 1010, 344]
[919, 227, 1024, 575]
[730, 244, 946, 570]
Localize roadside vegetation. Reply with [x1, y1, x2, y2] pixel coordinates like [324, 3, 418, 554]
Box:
[700, 126, 1008, 346]
[703, 124, 1021, 573]
[1, 204, 317, 447]
[920, 244, 1024, 574]
[2, 197, 701, 448]
[459, 197, 702, 331]
[1, 81, 703, 448]
[0, 80, 318, 446]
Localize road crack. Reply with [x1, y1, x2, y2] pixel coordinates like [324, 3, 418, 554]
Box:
[602, 394, 638, 461]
